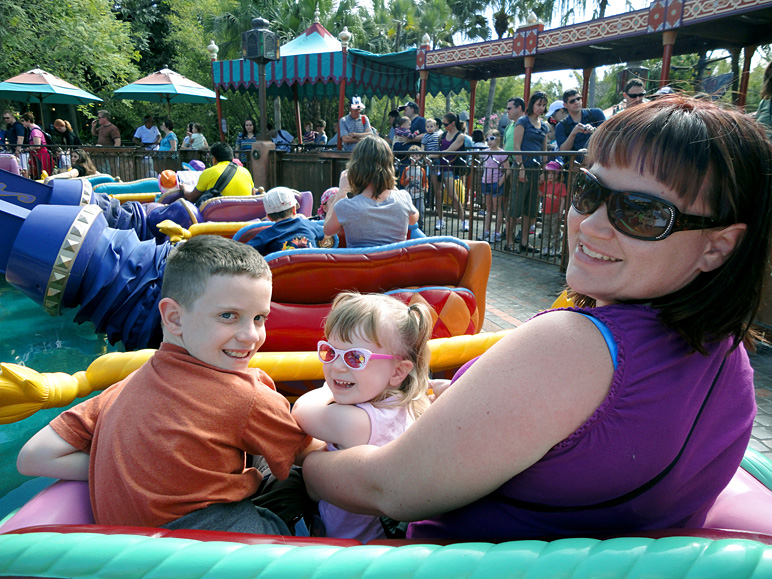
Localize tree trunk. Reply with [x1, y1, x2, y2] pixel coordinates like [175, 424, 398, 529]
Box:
[483, 78, 496, 134]
[274, 97, 282, 130]
[730, 48, 741, 105]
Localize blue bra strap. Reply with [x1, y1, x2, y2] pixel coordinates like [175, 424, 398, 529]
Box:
[578, 313, 618, 370]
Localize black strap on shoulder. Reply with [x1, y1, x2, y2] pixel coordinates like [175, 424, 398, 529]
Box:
[195, 162, 238, 207]
[491, 353, 729, 513]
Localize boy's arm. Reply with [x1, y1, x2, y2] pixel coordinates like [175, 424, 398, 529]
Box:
[17, 425, 89, 481]
[292, 385, 371, 449]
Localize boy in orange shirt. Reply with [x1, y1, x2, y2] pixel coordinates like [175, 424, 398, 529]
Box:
[17, 235, 321, 534]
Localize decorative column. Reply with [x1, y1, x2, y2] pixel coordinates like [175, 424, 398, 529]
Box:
[523, 57, 535, 103]
[660, 30, 677, 87]
[737, 45, 756, 111]
[418, 34, 430, 116]
[582, 68, 591, 103]
[337, 27, 351, 151]
[207, 40, 226, 143]
[514, 13, 543, 104]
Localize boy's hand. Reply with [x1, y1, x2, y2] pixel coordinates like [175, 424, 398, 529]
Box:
[428, 379, 452, 403]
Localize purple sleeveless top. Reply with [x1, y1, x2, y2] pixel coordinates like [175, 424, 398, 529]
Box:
[407, 305, 755, 540]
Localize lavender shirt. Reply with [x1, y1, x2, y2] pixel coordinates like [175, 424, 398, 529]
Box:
[408, 305, 755, 540]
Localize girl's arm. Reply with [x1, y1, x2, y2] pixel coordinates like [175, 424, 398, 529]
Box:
[292, 385, 372, 449]
[17, 425, 89, 481]
[499, 159, 510, 186]
[303, 310, 614, 518]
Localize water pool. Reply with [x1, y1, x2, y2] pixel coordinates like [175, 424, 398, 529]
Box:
[0, 280, 123, 517]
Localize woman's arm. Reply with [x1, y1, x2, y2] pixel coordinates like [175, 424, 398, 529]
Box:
[303, 310, 614, 519]
[323, 203, 342, 236]
[170, 137, 177, 152]
[511, 124, 527, 182]
[292, 385, 372, 449]
[17, 425, 89, 481]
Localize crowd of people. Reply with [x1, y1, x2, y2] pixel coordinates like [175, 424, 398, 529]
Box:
[3, 62, 772, 252]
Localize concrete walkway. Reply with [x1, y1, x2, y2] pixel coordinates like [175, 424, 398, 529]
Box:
[481, 252, 772, 459]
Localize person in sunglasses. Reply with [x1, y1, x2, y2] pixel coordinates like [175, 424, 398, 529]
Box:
[622, 78, 648, 110]
[555, 88, 606, 158]
[302, 97, 772, 541]
[292, 292, 432, 541]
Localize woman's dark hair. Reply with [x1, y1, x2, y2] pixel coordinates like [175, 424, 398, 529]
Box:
[20, 112, 35, 123]
[72, 149, 97, 175]
[472, 129, 484, 143]
[525, 92, 548, 116]
[442, 113, 461, 132]
[243, 118, 256, 135]
[346, 135, 396, 199]
[762, 60, 772, 100]
[568, 96, 772, 352]
[162, 119, 174, 131]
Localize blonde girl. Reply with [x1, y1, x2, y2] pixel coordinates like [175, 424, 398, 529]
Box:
[292, 292, 432, 541]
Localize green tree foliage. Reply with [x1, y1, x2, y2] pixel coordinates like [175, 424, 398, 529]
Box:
[0, 0, 137, 94]
[114, 0, 177, 75]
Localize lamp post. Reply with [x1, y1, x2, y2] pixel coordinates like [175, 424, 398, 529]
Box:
[337, 27, 351, 151]
[207, 40, 227, 143]
[243, 17, 279, 140]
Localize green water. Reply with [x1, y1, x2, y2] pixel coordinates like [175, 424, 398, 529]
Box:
[0, 279, 123, 516]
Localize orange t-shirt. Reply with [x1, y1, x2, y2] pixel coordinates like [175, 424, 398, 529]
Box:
[50, 343, 311, 527]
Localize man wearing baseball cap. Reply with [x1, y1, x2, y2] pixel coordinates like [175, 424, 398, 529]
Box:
[247, 187, 326, 255]
[395, 101, 426, 146]
[339, 96, 372, 152]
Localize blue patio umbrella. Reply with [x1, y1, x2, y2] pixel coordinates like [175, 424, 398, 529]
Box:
[113, 68, 224, 118]
[0, 68, 102, 126]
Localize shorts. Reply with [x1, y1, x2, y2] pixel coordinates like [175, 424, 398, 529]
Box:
[482, 182, 503, 198]
[509, 170, 539, 219]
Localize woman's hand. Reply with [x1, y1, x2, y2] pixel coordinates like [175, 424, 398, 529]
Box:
[518, 167, 526, 183]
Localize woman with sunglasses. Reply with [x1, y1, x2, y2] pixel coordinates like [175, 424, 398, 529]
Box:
[302, 97, 772, 541]
[292, 292, 432, 541]
[506, 91, 549, 254]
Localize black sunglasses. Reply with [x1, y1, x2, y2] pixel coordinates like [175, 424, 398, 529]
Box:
[627, 93, 645, 99]
[571, 168, 728, 241]
[568, 97, 582, 104]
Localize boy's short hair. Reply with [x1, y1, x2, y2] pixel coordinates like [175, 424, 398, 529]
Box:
[161, 235, 271, 309]
[399, 116, 411, 126]
[408, 145, 421, 152]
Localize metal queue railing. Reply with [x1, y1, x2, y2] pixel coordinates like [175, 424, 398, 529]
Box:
[394, 149, 582, 269]
[4, 143, 212, 183]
